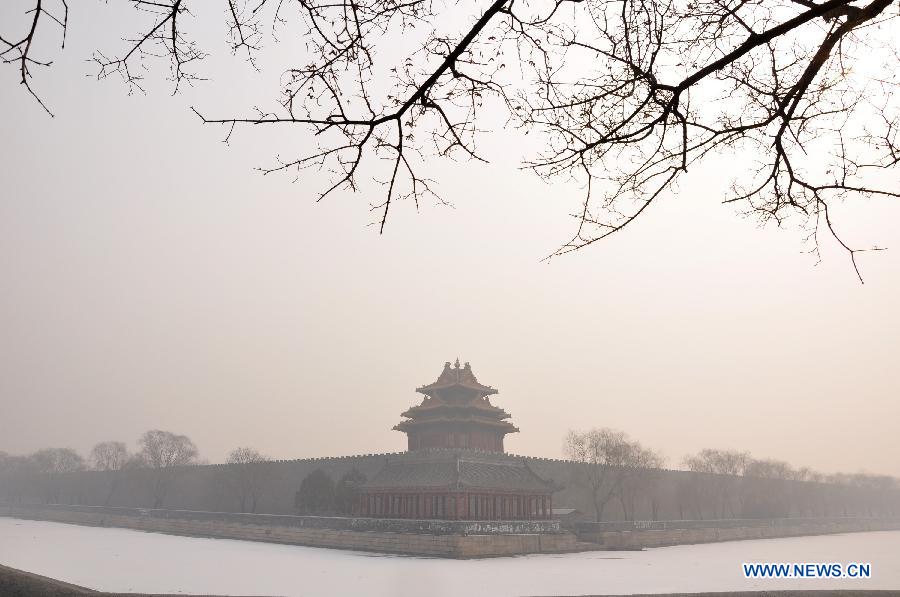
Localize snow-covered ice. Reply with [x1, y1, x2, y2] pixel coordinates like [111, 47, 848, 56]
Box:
[0, 518, 898, 596]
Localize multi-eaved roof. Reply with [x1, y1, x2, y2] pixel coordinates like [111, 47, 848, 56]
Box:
[416, 359, 498, 397]
[364, 450, 555, 494]
[394, 360, 519, 436]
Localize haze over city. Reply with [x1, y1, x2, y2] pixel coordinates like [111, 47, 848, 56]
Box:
[1, 0, 899, 479]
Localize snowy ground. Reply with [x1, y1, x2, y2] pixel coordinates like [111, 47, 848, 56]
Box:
[0, 518, 898, 596]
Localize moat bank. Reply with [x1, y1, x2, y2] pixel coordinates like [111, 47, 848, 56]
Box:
[0, 504, 577, 557]
[2, 565, 899, 597]
[572, 517, 900, 549]
[3, 504, 900, 557]
[2, 519, 899, 596]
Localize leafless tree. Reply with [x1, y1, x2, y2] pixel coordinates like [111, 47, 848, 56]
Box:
[676, 446, 900, 519]
[4, 0, 898, 270]
[224, 446, 273, 513]
[136, 429, 198, 508]
[683, 448, 749, 518]
[740, 457, 801, 516]
[675, 471, 709, 520]
[90, 441, 130, 472]
[839, 472, 900, 516]
[0, 0, 68, 116]
[89, 441, 132, 506]
[28, 447, 85, 503]
[0, 452, 35, 504]
[565, 427, 662, 521]
[30, 447, 85, 475]
[617, 448, 666, 520]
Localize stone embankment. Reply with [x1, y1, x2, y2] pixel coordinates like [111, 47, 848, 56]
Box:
[3, 504, 899, 557]
[573, 517, 900, 549]
[0, 504, 577, 558]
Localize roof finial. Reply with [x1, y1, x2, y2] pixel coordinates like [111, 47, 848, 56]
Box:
[454, 357, 460, 368]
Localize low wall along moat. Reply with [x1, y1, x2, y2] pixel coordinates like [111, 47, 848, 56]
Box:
[2, 504, 899, 558]
[0, 504, 577, 557]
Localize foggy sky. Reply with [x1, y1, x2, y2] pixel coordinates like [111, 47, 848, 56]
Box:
[1, 1, 898, 477]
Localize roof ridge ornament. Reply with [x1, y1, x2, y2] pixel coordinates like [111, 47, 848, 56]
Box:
[416, 359, 498, 397]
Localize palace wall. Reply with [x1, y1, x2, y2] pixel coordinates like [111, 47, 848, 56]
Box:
[1, 451, 898, 522]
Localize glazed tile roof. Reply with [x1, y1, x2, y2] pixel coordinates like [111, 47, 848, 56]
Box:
[397, 361, 517, 438]
[363, 450, 554, 493]
[416, 360, 498, 397]
[393, 415, 518, 434]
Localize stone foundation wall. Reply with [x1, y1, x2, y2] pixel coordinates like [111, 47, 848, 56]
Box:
[0, 504, 576, 558]
[0, 504, 560, 535]
[4, 505, 898, 557]
[574, 518, 900, 549]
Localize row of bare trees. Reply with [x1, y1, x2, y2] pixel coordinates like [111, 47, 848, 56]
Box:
[5, 430, 898, 520]
[564, 428, 666, 522]
[681, 448, 900, 520]
[223, 446, 272, 513]
[563, 429, 900, 522]
[2, 447, 87, 505]
[0, 431, 198, 508]
[0, 432, 274, 511]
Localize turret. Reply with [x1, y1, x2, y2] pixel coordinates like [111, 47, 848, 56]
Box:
[394, 360, 518, 452]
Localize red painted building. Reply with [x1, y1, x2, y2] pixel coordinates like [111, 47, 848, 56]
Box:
[360, 361, 555, 520]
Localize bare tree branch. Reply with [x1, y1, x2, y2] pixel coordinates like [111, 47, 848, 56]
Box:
[3, 0, 898, 273]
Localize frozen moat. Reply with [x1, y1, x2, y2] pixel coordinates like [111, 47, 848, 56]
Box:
[1, 518, 898, 596]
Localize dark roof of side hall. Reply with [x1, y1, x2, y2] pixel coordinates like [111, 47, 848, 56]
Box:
[459, 459, 552, 492]
[363, 451, 554, 493]
[364, 459, 458, 489]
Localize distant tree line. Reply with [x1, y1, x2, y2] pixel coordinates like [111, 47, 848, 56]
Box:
[679, 448, 900, 521]
[0, 431, 276, 512]
[565, 428, 666, 522]
[565, 428, 900, 522]
[2, 428, 898, 522]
